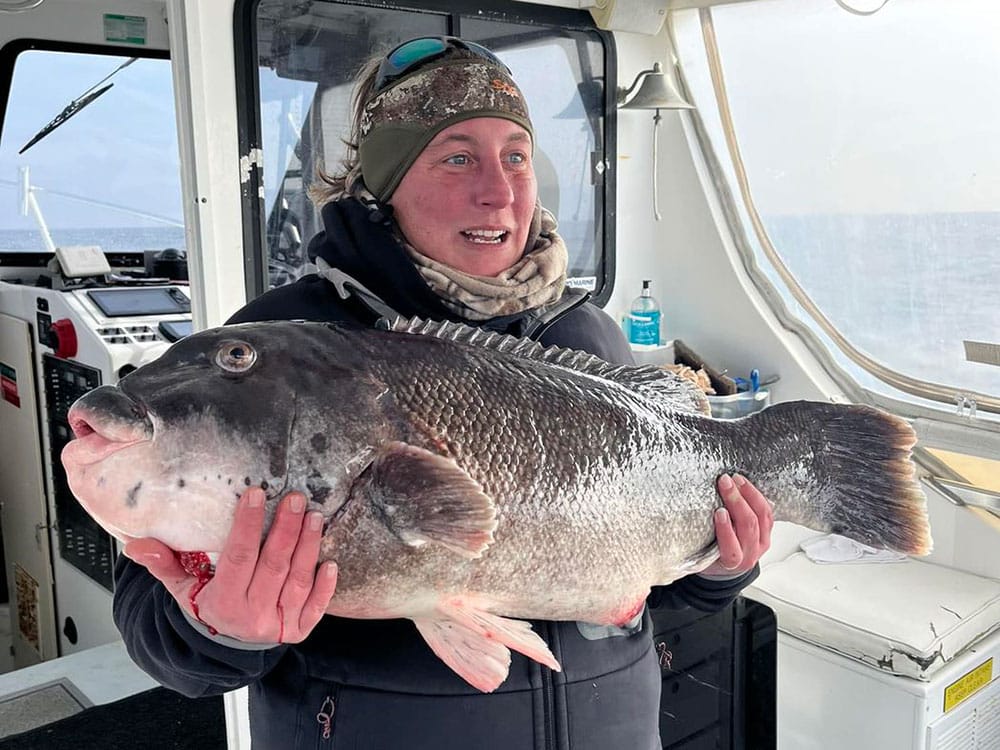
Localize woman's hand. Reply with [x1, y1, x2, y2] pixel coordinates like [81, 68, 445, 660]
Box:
[700, 474, 774, 577]
[124, 488, 338, 644]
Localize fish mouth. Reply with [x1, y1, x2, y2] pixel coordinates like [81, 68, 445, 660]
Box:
[64, 386, 154, 466]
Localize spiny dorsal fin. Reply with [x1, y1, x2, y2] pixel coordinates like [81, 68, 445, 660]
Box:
[390, 317, 711, 416]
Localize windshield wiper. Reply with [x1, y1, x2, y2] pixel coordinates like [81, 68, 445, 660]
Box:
[19, 56, 138, 154]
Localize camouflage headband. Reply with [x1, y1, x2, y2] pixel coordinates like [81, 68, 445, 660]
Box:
[359, 59, 533, 203]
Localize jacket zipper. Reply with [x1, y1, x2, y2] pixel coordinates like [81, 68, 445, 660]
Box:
[316, 694, 335, 744]
[542, 622, 556, 750]
[525, 288, 591, 341]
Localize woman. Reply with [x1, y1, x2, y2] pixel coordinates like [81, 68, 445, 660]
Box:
[115, 37, 773, 749]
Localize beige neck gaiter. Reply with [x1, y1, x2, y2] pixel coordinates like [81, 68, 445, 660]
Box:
[405, 205, 568, 321]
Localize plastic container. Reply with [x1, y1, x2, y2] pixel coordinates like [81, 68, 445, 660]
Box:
[627, 279, 661, 345]
[707, 389, 770, 419]
[630, 341, 675, 367]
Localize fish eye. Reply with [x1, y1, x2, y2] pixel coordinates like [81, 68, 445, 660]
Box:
[215, 341, 257, 373]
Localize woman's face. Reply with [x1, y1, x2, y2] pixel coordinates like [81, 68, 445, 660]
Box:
[389, 117, 537, 277]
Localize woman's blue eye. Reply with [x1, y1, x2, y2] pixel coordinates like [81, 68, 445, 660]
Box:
[508, 152, 526, 164]
[446, 154, 469, 165]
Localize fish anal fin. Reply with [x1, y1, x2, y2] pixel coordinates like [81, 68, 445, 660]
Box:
[413, 598, 561, 692]
[368, 442, 497, 558]
[441, 599, 561, 673]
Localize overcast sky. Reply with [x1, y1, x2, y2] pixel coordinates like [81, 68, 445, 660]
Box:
[0, 53, 181, 230]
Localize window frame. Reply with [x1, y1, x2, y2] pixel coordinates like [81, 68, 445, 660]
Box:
[670, 7, 1000, 425]
[0, 39, 173, 269]
[233, 0, 618, 306]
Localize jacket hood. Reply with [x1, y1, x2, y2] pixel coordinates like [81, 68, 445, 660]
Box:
[306, 197, 458, 322]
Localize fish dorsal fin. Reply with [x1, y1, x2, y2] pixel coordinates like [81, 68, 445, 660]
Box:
[390, 317, 711, 416]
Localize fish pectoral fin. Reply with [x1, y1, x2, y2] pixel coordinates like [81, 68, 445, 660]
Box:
[368, 442, 497, 559]
[413, 600, 561, 693]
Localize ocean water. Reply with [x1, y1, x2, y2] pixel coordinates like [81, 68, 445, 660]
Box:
[0, 226, 186, 252]
[763, 212, 1000, 399]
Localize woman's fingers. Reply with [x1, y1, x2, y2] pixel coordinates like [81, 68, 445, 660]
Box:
[276, 510, 327, 633]
[703, 473, 775, 575]
[294, 562, 339, 640]
[124, 537, 191, 595]
[235, 491, 335, 643]
[125, 487, 334, 643]
[733, 473, 774, 548]
[213, 487, 268, 594]
[246, 493, 308, 610]
[712, 506, 744, 571]
[720, 476, 759, 554]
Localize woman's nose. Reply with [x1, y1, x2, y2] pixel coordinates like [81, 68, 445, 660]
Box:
[474, 158, 515, 208]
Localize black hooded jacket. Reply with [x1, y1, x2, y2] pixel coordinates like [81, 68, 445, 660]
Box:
[113, 197, 757, 750]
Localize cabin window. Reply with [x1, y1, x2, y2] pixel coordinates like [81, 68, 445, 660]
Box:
[244, 0, 614, 302]
[673, 0, 999, 420]
[0, 47, 183, 257]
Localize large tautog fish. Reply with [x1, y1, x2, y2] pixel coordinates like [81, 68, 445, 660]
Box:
[62, 318, 931, 692]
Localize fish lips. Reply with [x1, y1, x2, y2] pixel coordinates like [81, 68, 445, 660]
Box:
[64, 385, 155, 466]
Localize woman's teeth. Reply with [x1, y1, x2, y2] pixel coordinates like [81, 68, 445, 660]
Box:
[462, 230, 507, 244]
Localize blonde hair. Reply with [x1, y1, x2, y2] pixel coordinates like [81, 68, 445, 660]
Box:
[308, 56, 383, 206]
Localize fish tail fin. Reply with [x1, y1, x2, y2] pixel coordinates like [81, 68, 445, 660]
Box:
[748, 401, 932, 556]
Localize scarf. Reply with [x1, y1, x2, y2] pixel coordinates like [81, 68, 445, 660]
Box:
[404, 205, 568, 320]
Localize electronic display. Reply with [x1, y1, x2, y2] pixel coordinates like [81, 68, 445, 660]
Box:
[87, 287, 190, 317]
[159, 319, 193, 342]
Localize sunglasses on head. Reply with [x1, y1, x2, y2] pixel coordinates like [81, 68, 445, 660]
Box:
[373, 36, 510, 94]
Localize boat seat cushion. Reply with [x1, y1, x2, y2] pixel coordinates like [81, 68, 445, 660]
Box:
[744, 525, 1000, 680]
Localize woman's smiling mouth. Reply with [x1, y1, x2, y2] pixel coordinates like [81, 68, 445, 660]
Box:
[461, 229, 508, 244]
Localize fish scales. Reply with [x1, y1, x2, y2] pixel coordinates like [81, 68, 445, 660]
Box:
[61, 318, 931, 692]
[317, 332, 662, 618]
[356, 334, 691, 610]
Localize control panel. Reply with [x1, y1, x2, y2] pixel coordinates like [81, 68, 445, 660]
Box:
[43, 356, 113, 591]
[0, 279, 193, 657]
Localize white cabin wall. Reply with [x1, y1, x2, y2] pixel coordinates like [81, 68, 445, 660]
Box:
[0, 0, 170, 50]
[607, 29, 674, 321]
[608, 24, 845, 407]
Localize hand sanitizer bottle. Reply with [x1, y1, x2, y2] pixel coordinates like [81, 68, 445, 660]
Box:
[628, 279, 661, 345]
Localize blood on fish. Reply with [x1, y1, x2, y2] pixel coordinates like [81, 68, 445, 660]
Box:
[612, 599, 646, 628]
[176, 550, 218, 635]
[177, 550, 213, 579]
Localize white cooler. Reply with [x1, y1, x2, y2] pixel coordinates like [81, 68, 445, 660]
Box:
[744, 524, 1000, 750]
